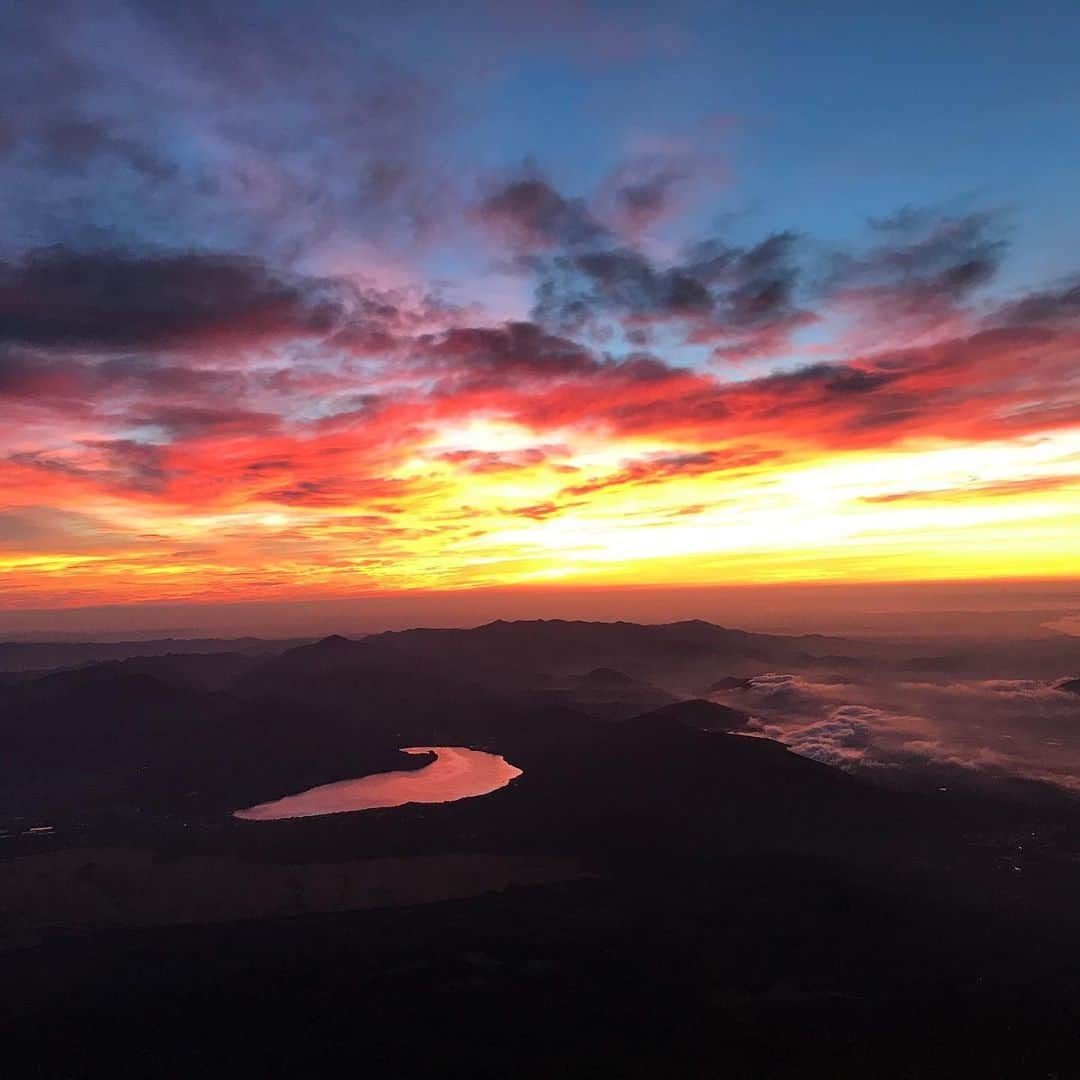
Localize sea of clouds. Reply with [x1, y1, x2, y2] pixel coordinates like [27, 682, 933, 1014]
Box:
[711, 670, 1080, 790]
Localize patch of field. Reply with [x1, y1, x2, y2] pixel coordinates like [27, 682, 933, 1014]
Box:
[0, 849, 580, 931]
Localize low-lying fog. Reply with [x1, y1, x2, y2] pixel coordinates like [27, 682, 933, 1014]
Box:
[709, 669, 1080, 790]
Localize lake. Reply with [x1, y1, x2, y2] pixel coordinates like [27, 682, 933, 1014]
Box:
[234, 746, 522, 821]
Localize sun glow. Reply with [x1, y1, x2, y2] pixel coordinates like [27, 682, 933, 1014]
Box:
[4, 421, 1076, 610]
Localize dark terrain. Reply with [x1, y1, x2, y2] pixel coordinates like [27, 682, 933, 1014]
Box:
[2, 619, 1080, 1077]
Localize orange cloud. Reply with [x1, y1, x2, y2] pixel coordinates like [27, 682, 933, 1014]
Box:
[1, 204, 1079, 612]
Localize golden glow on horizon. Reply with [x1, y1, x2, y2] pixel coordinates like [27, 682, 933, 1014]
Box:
[4, 0, 1080, 625]
[2, 427, 1077, 609]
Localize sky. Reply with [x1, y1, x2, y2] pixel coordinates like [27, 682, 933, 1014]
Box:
[1, 0, 1079, 633]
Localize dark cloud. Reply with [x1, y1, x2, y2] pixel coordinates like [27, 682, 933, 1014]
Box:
[561, 447, 782, 498]
[563, 249, 711, 314]
[85, 439, 168, 491]
[0, 4, 1076, 529]
[417, 321, 600, 382]
[0, 4, 453, 257]
[0, 348, 92, 402]
[990, 278, 1080, 329]
[505, 501, 580, 520]
[0, 348, 242, 406]
[243, 458, 295, 474]
[763, 362, 898, 398]
[686, 232, 808, 331]
[436, 445, 568, 474]
[129, 405, 282, 440]
[823, 208, 1004, 338]
[259, 472, 417, 509]
[833, 207, 1003, 298]
[480, 174, 814, 358]
[607, 157, 691, 236]
[261, 479, 346, 506]
[475, 177, 609, 252]
[482, 199, 1012, 363]
[0, 249, 348, 353]
[30, 113, 176, 181]
[401, 302, 1076, 455]
[9, 438, 168, 494]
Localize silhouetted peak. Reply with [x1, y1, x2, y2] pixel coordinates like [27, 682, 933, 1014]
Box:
[270, 633, 357, 667]
[634, 698, 751, 732]
[580, 667, 636, 685]
[664, 619, 736, 633]
[709, 676, 753, 692]
[1059, 676, 1080, 695]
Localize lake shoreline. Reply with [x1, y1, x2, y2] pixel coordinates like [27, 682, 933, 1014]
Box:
[234, 746, 523, 822]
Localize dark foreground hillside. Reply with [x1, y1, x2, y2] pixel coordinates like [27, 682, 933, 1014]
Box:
[2, 622, 1080, 1077]
[5, 856, 1080, 1079]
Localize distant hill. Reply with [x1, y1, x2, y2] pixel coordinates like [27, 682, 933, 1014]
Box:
[0, 637, 308, 674]
[4, 618, 1080, 1080]
[632, 698, 751, 732]
[485, 696, 905, 859]
[239, 620, 860, 703]
[707, 676, 753, 692]
[360, 618, 826, 674]
[546, 667, 678, 720]
[0, 661, 424, 815]
[5, 618, 1076, 839]
[580, 666, 636, 685]
[92, 652, 265, 691]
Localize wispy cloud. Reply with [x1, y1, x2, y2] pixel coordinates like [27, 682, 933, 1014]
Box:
[0, 2, 1078, 609]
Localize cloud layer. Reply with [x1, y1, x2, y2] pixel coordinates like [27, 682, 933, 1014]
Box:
[0, 2, 1078, 609]
[712, 671, 1080, 791]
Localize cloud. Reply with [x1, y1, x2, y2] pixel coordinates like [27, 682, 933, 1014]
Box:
[522, 222, 814, 359]
[824, 207, 1004, 337]
[0, 249, 348, 353]
[758, 707, 883, 767]
[128, 405, 282, 440]
[989, 278, 1080, 329]
[607, 157, 692, 237]
[860, 475, 1079, 504]
[594, 139, 727, 241]
[0, 6, 1078, 607]
[477, 196, 1008, 363]
[475, 176, 608, 252]
[2, 276, 1075, 523]
[435, 445, 568, 474]
[473, 168, 814, 358]
[504, 500, 580, 520]
[417, 321, 600, 383]
[714, 671, 1080, 790]
[560, 447, 782, 499]
[0, 505, 148, 553]
[0, 4, 454, 258]
[9, 438, 168, 495]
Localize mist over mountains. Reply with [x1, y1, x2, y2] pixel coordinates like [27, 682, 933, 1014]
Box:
[2, 616, 1079, 1076]
[4, 617, 1076, 805]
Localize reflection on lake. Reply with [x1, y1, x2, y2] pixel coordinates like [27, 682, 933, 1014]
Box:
[234, 746, 522, 821]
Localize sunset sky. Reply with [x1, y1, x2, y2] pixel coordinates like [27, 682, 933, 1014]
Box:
[2, 1, 1078, 630]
